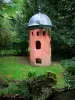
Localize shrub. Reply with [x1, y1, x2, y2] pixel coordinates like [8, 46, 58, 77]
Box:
[72, 57, 75, 61]
[61, 57, 75, 89]
[0, 72, 57, 100]
[61, 58, 75, 68]
[64, 70, 75, 88]
[0, 82, 30, 100]
[0, 82, 19, 95]
[0, 50, 17, 56]
[27, 71, 36, 78]
[26, 72, 57, 100]
[0, 49, 29, 56]
[66, 66, 75, 75]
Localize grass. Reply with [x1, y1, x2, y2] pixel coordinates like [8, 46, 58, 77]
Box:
[0, 56, 65, 88]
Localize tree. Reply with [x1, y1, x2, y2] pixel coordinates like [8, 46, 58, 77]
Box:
[0, 0, 24, 49]
[6, 0, 75, 57]
[0, 0, 12, 49]
[21, 0, 75, 58]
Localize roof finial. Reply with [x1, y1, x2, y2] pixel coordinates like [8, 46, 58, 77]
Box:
[39, 5, 41, 13]
[37, 0, 41, 13]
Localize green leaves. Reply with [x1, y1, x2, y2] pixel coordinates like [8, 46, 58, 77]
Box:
[61, 57, 75, 88]
[0, 0, 75, 57]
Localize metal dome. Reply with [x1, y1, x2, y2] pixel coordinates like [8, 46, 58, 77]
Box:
[28, 12, 52, 27]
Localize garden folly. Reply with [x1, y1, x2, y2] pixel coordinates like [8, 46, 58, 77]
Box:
[28, 12, 52, 66]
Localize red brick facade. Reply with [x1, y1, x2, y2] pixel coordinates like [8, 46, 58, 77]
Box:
[29, 28, 51, 66]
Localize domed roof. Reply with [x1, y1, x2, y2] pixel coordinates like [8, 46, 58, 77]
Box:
[28, 12, 52, 27]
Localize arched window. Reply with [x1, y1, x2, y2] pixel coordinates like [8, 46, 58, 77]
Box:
[32, 32, 33, 36]
[43, 31, 45, 36]
[37, 31, 39, 36]
[36, 41, 41, 49]
[36, 58, 42, 64]
[48, 33, 50, 36]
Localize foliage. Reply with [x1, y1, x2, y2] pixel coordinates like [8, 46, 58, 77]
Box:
[64, 70, 75, 89]
[71, 98, 75, 100]
[0, 0, 14, 49]
[0, 0, 29, 55]
[0, 0, 75, 57]
[61, 57, 75, 68]
[50, 0, 75, 58]
[0, 49, 21, 56]
[0, 42, 29, 56]
[0, 0, 26, 54]
[14, 0, 75, 58]
[19, 72, 57, 100]
[61, 57, 75, 89]
[2, 82, 19, 95]
[0, 16, 12, 49]
[8, 0, 29, 46]
[0, 72, 57, 100]
[0, 82, 30, 99]
[27, 71, 36, 78]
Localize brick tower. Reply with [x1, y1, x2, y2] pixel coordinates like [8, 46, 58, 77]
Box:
[28, 12, 52, 66]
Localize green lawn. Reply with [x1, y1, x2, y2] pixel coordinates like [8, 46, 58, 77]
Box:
[0, 56, 65, 88]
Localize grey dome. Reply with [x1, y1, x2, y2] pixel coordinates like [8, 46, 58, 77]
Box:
[28, 12, 52, 27]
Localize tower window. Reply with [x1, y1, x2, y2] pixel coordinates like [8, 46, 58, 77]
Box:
[36, 41, 41, 49]
[43, 31, 45, 36]
[48, 33, 50, 36]
[32, 32, 33, 36]
[36, 58, 42, 64]
[37, 31, 39, 36]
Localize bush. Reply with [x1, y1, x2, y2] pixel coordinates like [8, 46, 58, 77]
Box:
[0, 50, 18, 56]
[0, 72, 57, 100]
[61, 58, 75, 68]
[27, 71, 36, 78]
[0, 82, 19, 96]
[61, 57, 75, 75]
[0, 82, 30, 100]
[0, 49, 29, 56]
[64, 70, 75, 89]
[0, 41, 29, 56]
[61, 57, 75, 89]
[26, 72, 57, 100]
[66, 66, 75, 76]
[2, 83, 18, 95]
